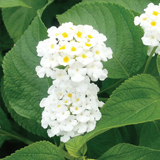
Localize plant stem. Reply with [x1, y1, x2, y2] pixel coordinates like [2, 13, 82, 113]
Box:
[59, 148, 74, 160]
[0, 129, 33, 145]
[98, 79, 124, 95]
[143, 46, 157, 73]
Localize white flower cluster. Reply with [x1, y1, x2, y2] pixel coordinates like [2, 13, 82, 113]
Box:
[36, 22, 112, 82]
[134, 3, 160, 55]
[36, 22, 113, 142]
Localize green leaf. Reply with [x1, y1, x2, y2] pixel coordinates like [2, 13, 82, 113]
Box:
[57, 2, 147, 79]
[3, 141, 65, 160]
[157, 55, 160, 76]
[66, 74, 160, 157]
[82, 0, 160, 14]
[140, 120, 160, 150]
[98, 143, 160, 160]
[0, 10, 13, 51]
[1, 80, 49, 139]
[3, 16, 49, 122]
[0, 106, 11, 132]
[2, 0, 47, 42]
[0, 0, 30, 8]
[65, 139, 87, 158]
[87, 129, 123, 159]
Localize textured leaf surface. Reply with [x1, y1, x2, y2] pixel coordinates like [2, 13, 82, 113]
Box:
[98, 143, 160, 160]
[57, 2, 147, 79]
[1, 81, 48, 139]
[140, 121, 160, 150]
[157, 55, 160, 76]
[3, 16, 49, 122]
[0, 106, 11, 132]
[87, 129, 123, 159]
[66, 74, 160, 157]
[0, 0, 30, 8]
[3, 141, 65, 160]
[2, 0, 47, 42]
[82, 0, 160, 14]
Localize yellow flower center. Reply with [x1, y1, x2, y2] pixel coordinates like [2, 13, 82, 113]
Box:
[50, 44, 54, 48]
[85, 42, 92, 47]
[64, 100, 68, 103]
[62, 32, 68, 38]
[96, 50, 100, 55]
[71, 46, 76, 51]
[142, 17, 147, 21]
[87, 35, 93, 39]
[77, 31, 82, 38]
[57, 105, 61, 108]
[151, 21, 157, 26]
[82, 54, 87, 59]
[68, 93, 72, 98]
[55, 33, 59, 36]
[76, 98, 80, 102]
[59, 45, 65, 50]
[63, 56, 69, 63]
[75, 107, 79, 110]
[153, 11, 159, 16]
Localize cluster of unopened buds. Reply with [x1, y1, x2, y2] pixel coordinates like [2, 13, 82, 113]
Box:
[36, 22, 113, 142]
[134, 3, 160, 56]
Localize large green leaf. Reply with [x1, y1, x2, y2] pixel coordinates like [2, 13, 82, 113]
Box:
[3, 15, 49, 122]
[140, 120, 160, 150]
[1, 80, 49, 139]
[157, 55, 160, 76]
[98, 143, 160, 160]
[0, 106, 11, 132]
[82, 0, 160, 14]
[3, 141, 65, 160]
[66, 74, 160, 157]
[2, 0, 47, 42]
[87, 129, 123, 159]
[0, 0, 30, 8]
[57, 2, 147, 79]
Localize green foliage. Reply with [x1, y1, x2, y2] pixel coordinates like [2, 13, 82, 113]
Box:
[2, 15, 49, 122]
[2, 0, 47, 42]
[82, 0, 160, 14]
[3, 141, 65, 160]
[66, 74, 160, 156]
[0, 0, 30, 8]
[57, 2, 147, 79]
[1, 0, 160, 159]
[140, 120, 160, 150]
[98, 143, 160, 160]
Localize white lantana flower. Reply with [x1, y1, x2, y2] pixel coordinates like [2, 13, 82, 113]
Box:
[40, 79, 103, 142]
[36, 22, 113, 142]
[36, 22, 113, 82]
[134, 2, 160, 56]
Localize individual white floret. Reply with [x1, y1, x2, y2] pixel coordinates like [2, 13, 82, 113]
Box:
[40, 52, 59, 69]
[76, 110, 90, 122]
[86, 61, 108, 81]
[57, 22, 75, 41]
[35, 66, 53, 78]
[92, 44, 113, 61]
[76, 51, 94, 65]
[70, 104, 85, 114]
[56, 106, 70, 122]
[67, 40, 83, 56]
[47, 26, 59, 38]
[142, 31, 160, 46]
[68, 61, 87, 82]
[58, 54, 75, 66]
[62, 115, 78, 132]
